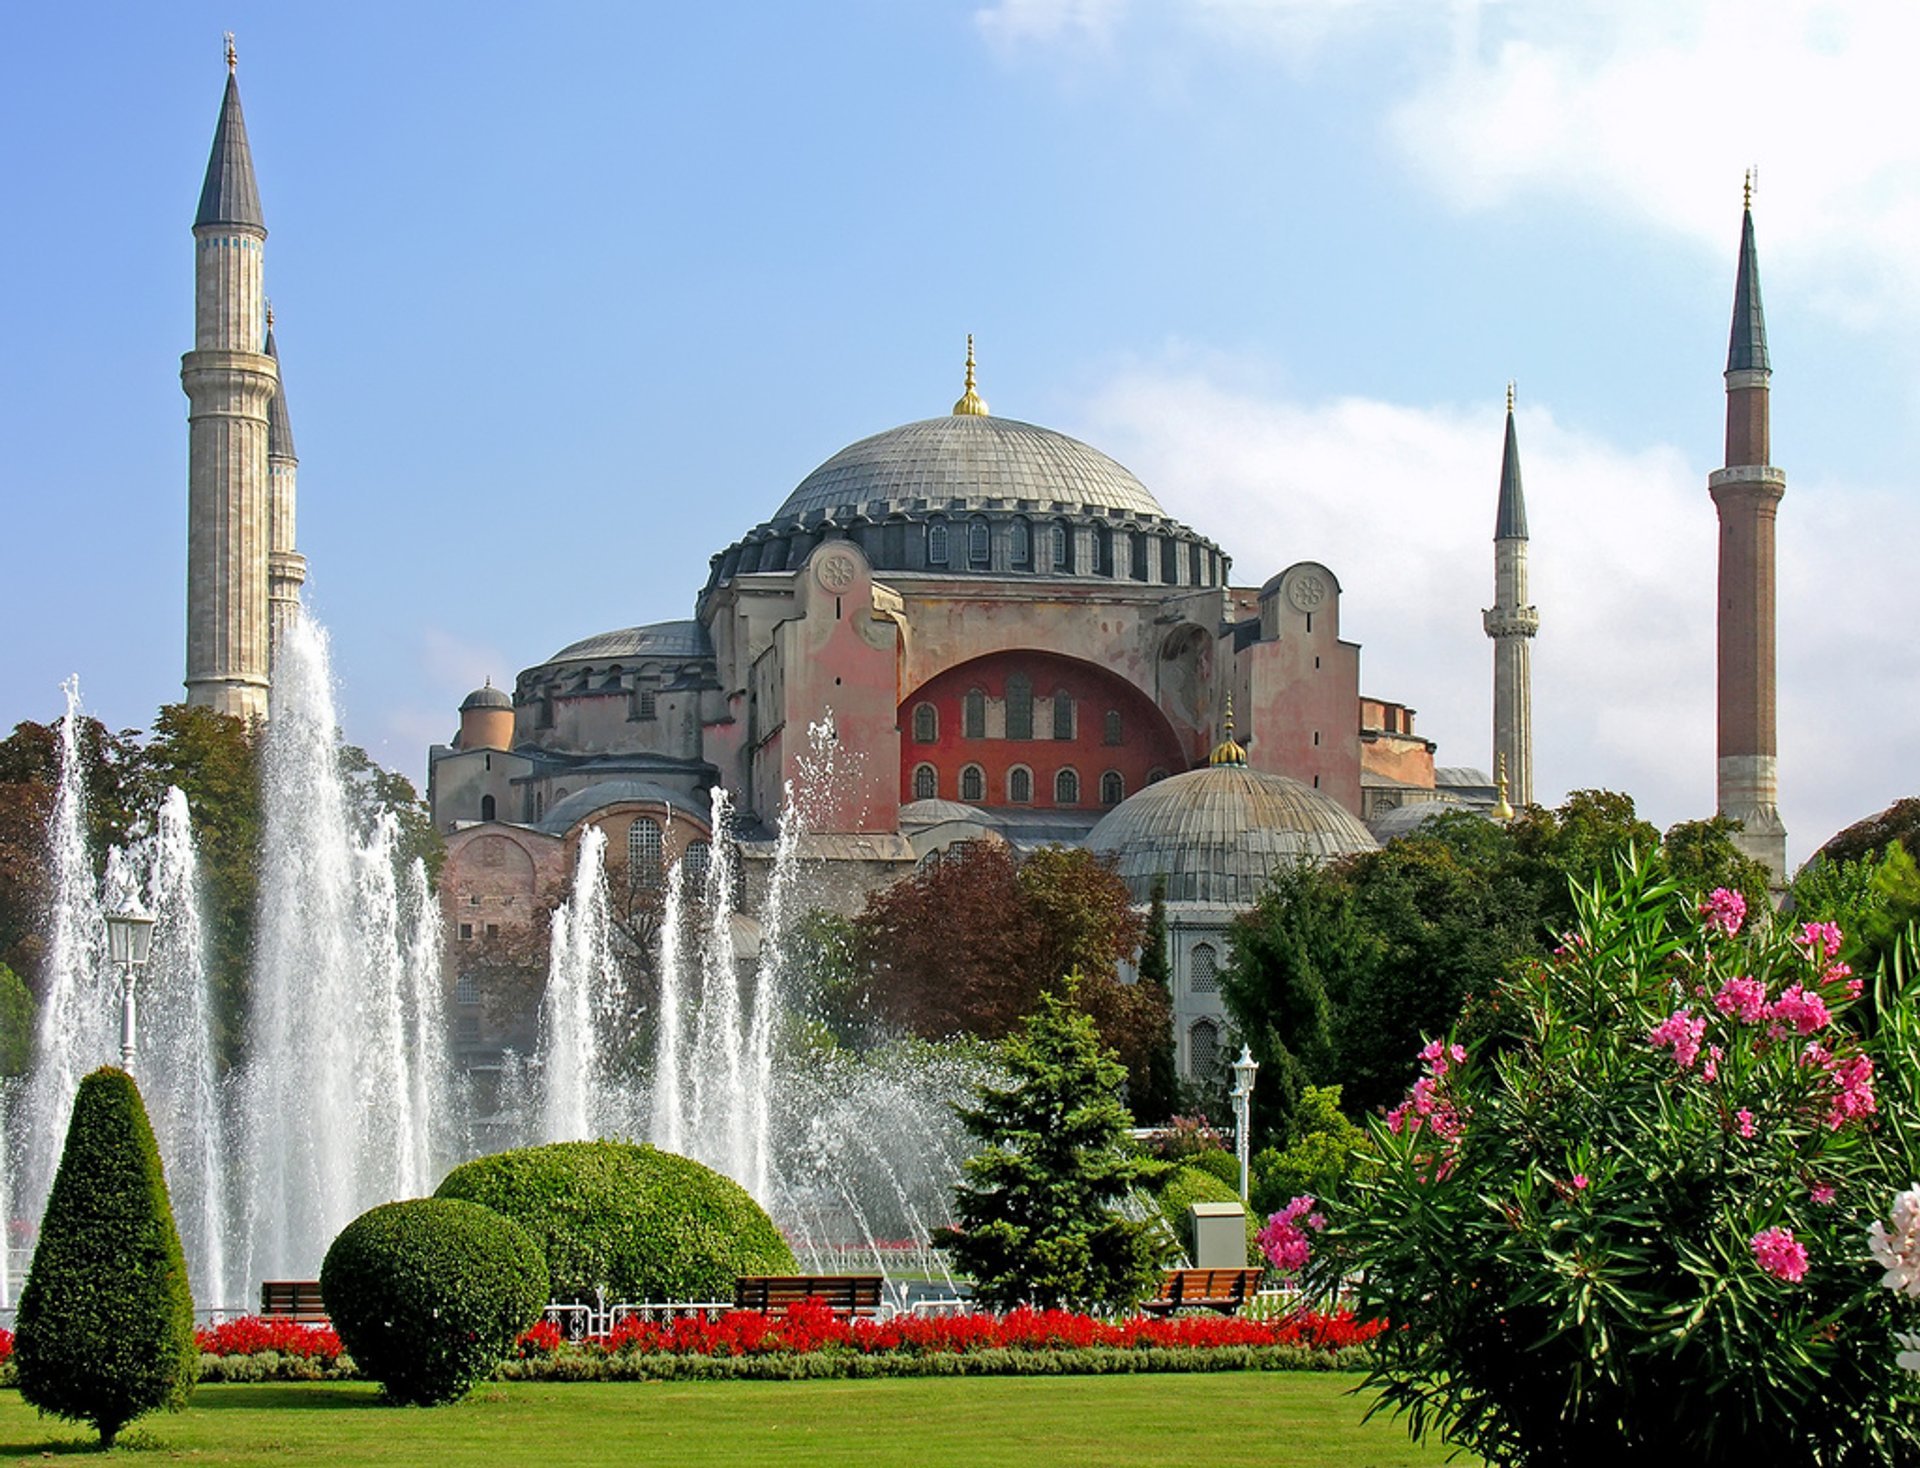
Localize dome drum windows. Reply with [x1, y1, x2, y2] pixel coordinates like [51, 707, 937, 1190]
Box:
[1011, 518, 1032, 568]
[967, 516, 991, 567]
[927, 520, 950, 565]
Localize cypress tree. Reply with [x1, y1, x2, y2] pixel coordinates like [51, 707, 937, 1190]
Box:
[1132, 876, 1181, 1121]
[14, 1066, 197, 1448]
[939, 986, 1172, 1311]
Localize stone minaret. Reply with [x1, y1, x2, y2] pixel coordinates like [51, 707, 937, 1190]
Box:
[1482, 385, 1538, 808]
[182, 39, 277, 720]
[1710, 181, 1787, 882]
[264, 306, 306, 659]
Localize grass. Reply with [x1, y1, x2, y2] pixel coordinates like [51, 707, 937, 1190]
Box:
[0, 1375, 1477, 1465]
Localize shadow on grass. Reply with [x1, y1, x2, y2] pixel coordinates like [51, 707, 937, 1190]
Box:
[189, 1384, 383, 1412]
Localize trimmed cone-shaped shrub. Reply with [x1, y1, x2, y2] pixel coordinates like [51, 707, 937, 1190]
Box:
[320, 1198, 547, 1405]
[436, 1141, 795, 1303]
[1155, 1164, 1258, 1261]
[14, 1066, 197, 1448]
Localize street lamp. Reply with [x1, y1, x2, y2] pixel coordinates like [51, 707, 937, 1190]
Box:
[104, 907, 156, 1074]
[1229, 1043, 1259, 1203]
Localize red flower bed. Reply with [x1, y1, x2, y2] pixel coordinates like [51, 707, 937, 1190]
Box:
[0, 1327, 11, 1364]
[521, 1299, 1381, 1359]
[196, 1316, 344, 1361]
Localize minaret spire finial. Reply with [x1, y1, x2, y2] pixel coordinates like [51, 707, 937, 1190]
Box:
[1493, 754, 1515, 822]
[225, 32, 237, 72]
[1506, 380, 1515, 415]
[1744, 167, 1753, 211]
[265, 298, 274, 330]
[952, 334, 989, 416]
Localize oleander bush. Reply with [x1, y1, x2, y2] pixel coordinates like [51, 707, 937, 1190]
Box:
[319, 1197, 546, 1405]
[435, 1140, 793, 1304]
[12, 1067, 198, 1448]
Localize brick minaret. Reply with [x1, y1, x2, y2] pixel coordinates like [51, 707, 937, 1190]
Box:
[182, 38, 278, 720]
[1482, 384, 1538, 808]
[1710, 181, 1787, 881]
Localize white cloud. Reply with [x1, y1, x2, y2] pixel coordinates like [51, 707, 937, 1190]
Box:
[974, 0, 1128, 53]
[1072, 363, 1918, 864]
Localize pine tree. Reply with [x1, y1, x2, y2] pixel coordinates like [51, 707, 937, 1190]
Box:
[940, 987, 1172, 1311]
[14, 1067, 197, 1447]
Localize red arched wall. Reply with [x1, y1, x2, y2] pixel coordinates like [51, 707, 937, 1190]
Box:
[899, 651, 1187, 812]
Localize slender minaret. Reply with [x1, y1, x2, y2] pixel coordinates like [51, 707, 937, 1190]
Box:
[182, 36, 277, 720]
[1482, 384, 1538, 807]
[264, 304, 306, 659]
[1710, 177, 1787, 882]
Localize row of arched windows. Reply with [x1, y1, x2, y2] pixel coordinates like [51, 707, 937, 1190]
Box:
[921, 517, 1214, 584]
[911, 763, 1134, 807]
[912, 691, 1123, 745]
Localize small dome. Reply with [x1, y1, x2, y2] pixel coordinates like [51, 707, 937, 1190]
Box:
[1087, 764, 1377, 906]
[460, 683, 512, 712]
[775, 415, 1166, 522]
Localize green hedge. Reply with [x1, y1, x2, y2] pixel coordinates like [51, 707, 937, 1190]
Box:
[435, 1141, 794, 1303]
[320, 1197, 547, 1405]
[13, 1067, 198, 1448]
[1154, 1165, 1259, 1261]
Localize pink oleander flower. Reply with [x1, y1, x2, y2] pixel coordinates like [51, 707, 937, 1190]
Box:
[1258, 1195, 1326, 1276]
[1768, 984, 1831, 1037]
[1752, 1226, 1809, 1283]
[1811, 1184, 1836, 1206]
[1700, 887, 1747, 937]
[1571, 1174, 1589, 1191]
[1648, 1009, 1707, 1070]
[1798, 921, 1844, 960]
[1702, 1044, 1722, 1082]
[1714, 975, 1768, 1024]
[1802, 1043, 1877, 1130]
[1870, 1187, 1920, 1297]
[1736, 1108, 1756, 1138]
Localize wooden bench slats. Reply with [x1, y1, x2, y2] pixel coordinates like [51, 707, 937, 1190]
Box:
[1140, 1267, 1263, 1317]
[733, 1274, 884, 1318]
[259, 1279, 330, 1322]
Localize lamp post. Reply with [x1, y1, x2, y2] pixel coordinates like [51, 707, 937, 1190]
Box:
[1229, 1043, 1259, 1203]
[104, 907, 156, 1074]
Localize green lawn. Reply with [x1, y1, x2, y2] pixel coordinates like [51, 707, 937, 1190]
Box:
[0, 1375, 1477, 1465]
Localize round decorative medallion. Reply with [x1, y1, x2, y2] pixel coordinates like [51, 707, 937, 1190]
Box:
[1286, 572, 1328, 613]
[815, 551, 858, 593]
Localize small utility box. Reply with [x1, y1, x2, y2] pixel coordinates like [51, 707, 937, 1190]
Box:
[1189, 1201, 1249, 1268]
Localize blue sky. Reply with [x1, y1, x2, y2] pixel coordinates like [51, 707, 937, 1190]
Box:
[4, 1, 1916, 864]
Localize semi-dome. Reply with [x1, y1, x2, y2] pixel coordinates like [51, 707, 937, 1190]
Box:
[1087, 763, 1378, 906]
[776, 415, 1167, 522]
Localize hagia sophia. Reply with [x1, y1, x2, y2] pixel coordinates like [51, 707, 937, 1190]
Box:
[179, 55, 1787, 1083]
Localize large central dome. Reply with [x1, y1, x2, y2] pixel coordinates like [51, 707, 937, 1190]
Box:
[775, 415, 1166, 521]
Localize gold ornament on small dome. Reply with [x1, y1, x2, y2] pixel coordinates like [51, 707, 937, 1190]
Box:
[1493, 753, 1515, 822]
[952, 335, 989, 417]
[1209, 696, 1247, 767]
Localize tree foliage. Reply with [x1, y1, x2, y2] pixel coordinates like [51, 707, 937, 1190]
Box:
[939, 988, 1172, 1311]
[0, 961, 33, 1077]
[13, 1067, 197, 1448]
[853, 841, 1164, 1091]
[1128, 877, 1180, 1123]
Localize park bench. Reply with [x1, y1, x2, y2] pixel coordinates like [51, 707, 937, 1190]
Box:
[1140, 1267, 1264, 1317]
[732, 1274, 885, 1319]
[259, 1279, 329, 1323]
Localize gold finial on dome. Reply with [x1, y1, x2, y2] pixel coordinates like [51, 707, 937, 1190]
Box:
[952, 334, 989, 417]
[225, 32, 237, 72]
[1209, 694, 1248, 767]
[1493, 753, 1515, 822]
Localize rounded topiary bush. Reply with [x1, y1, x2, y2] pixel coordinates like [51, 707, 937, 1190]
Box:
[1156, 1164, 1259, 1261]
[320, 1197, 546, 1405]
[435, 1141, 795, 1303]
[14, 1067, 198, 1448]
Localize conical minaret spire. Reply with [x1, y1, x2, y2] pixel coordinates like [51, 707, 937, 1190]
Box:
[1710, 176, 1787, 882]
[182, 39, 278, 720]
[263, 306, 307, 660]
[1483, 383, 1538, 807]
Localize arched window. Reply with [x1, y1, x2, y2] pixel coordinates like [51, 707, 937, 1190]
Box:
[927, 519, 949, 565]
[1147, 766, 1168, 785]
[682, 839, 711, 890]
[960, 764, 985, 803]
[913, 702, 938, 743]
[1008, 767, 1033, 804]
[1162, 534, 1179, 584]
[1189, 541, 1204, 585]
[480, 794, 496, 822]
[1130, 531, 1150, 581]
[1191, 942, 1219, 993]
[1005, 674, 1033, 739]
[963, 688, 986, 739]
[555, 787, 571, 802]
[454, 974, 479, 1006]
[1101, 770, 1125, 806]
[1052, 521, 1072, 571]
[1095, 524, 1114, 577]
[1011, 517, 1031, 567]
[913, 763, 938, 801]
[968, 516, 990, 566]
[1055, 768, 1079, 805]
[1051, 693, 1073, 741]
[628, 817, 663, 888]
[1103, 710, 1123, 745]
[1189, 1019, 1221, 1080]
